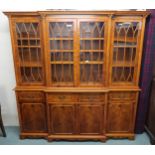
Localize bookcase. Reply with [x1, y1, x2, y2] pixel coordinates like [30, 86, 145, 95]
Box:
[4, 10, 149, 141]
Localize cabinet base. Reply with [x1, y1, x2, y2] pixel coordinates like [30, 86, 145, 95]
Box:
[106, 133, 135, 140]
[20, 133, 48, 139]
[47, 135, 107, 142]
[19, 132, 135, 142]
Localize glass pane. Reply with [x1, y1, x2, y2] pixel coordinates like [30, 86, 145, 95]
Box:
[113, 47, 136, 63]
[80, 22, 104, 38]
[51, 52, 73, 61]
[20, 67, 42, 83]
[112, 67, 134, 82]
[80, 52, 104, 61]
[19, 47, 41, 63]
[114, 22, 139, 47]
[80, 64, 103, 83]
[49, 22, 73, 38]
[16, 23, 40, 38]
[50, 40, 73, 50]
[80, 40, 104, 50]
[51, 64, 74, 83]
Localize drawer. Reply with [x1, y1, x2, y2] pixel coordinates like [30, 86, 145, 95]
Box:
[109, 92, 136, 101]
[79, 93, 105, 103]
[17, 91, 44, 102]
[47, 93, 78, 103]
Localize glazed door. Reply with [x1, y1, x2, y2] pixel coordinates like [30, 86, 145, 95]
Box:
[12, 19, 45, 85]
[46, 18, 107, 87]
[110, 19, 143, 86]
[20, 103, 47, 132]
[46, 19, 76, 86]
[78, 18, 108, 86]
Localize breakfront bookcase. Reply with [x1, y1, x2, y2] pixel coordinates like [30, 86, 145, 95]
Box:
[4, 10, 149, 141]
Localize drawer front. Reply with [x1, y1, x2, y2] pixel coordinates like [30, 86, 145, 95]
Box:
[109, 92, 137, 101]
[47, 93, 78, 103]
[79, 93, 105, 103]
[17, 91, 44, 102]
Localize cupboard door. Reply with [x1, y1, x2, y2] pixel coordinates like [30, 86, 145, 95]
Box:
[79, 19, 107, 86]
[20, 103, 47, 132]
[78, 104, 104, 134]
[110, 19, 142, 86]
[13, 19, 45, 85]
[107, 102, 134, 133]
[47, 20, 75, 86]
[50, 104, 75, 134]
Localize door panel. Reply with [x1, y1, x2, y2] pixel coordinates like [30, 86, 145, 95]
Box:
[110, 19, 142, 86]
[20, 103, 47, 132]
[78, 19, 107, 86]
[50, 104, 75, 134]
[107, 101, 134, 133]
[78, 104, 104, 134]
[13, 19, 45, 85]
[47, 19, 75, 86]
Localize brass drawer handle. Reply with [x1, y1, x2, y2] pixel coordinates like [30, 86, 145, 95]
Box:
[58, 96, 65, 99]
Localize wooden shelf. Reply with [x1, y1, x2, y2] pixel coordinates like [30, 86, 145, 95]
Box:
[80, 38, 104, 40]
[112, 61, 135, 67]
[80, 50, 104, 52]
[18, 45, 41, 48]
[50, 61, 73, 64]
[49, 38, 73, 40]
[17, 38, 40, 40]
[113, 45, 137, 48]
[50, 49, 73, 51]
[114, 37, 137, 43]
[50, 50, 73, 52]
[80, 61, 103, 64]
[20, 62, 42, 67]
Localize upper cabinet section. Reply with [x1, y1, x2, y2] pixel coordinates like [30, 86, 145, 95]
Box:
[4, 10, 149, 87]
[11, 18, 45, 85]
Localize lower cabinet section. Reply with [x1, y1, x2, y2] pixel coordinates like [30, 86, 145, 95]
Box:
[16, 91, 138, 141]
[20, 102, 47, 133]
